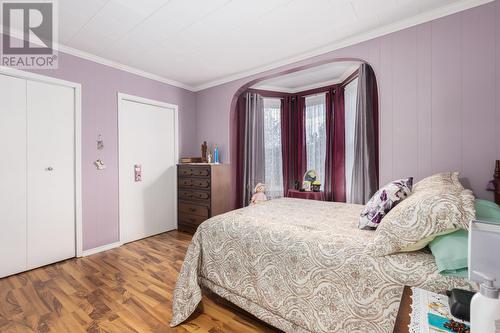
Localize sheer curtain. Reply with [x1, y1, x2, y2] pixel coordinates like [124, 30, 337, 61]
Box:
[344, 78, 358, 202]
[351, 64, 378, 204]
[242, 93, 265, 206]
[263, 98, 284, 199]
[305, 93, 326, 184]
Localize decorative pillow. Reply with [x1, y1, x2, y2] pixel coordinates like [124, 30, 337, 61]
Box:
[429, 229, 469, 278]
[358, 177, 413, 230]
[412, 172, 463, 193]
[475, 198, 500, 222]
[368, 187, 475, 256]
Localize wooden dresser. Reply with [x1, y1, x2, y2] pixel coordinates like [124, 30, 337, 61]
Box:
[177, 163, 231, 234]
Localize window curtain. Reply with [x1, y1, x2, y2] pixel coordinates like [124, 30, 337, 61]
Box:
[324, 86, 346, 202]
[241, 92, 265, 206]
[280, 95, 306, 195]
[350, 64, 379, 204]
[236, 94, 246, 208]
[263, 98, 284, 199]
[344, 78, 358, 202]
[305, 94, 327, 185]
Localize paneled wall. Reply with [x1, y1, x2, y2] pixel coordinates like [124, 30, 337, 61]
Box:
[195, 2, 500, 201]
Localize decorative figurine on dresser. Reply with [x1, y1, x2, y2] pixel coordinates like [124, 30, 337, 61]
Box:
[177, 143, 231, 234]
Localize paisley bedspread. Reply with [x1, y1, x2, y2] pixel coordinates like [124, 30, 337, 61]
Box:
[170, 198, 473, 332]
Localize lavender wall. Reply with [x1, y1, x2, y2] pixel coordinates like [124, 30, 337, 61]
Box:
[31, 53, 197, 251]
[196, 1, 500, 202]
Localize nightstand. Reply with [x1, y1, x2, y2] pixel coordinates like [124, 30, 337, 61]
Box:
[287, 189, 325, 201]
[393, 286, 470, 333]
[393, 286, 412, 333]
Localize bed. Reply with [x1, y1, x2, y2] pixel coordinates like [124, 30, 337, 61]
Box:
[170, 198, 474, 332]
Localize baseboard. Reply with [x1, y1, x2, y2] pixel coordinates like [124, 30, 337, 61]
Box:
[81, 241, 122, 257]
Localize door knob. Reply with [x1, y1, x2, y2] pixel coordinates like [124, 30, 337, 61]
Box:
[46, 167, 53, 171]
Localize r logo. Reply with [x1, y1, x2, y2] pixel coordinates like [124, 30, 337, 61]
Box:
[2, 1, 53, 55]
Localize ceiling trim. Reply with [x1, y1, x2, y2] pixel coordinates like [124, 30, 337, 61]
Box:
[254, 79, 340, 94]
[0, 26, 197, 91]
[252, 65, 358, 94]
[193, 0, 493, 91]
[58, 45, 196, 91]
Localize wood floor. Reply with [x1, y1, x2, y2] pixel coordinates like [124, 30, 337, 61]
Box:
[0, 231, 279, 333]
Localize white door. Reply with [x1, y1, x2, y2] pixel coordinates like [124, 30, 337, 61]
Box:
[119, 96, 177, 244]
[0, 75, 27, 277]
[26, 80, 76, 269]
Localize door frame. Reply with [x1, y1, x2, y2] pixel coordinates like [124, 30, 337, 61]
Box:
[117, 92, 179, 244]
[0, 66, 83, 257]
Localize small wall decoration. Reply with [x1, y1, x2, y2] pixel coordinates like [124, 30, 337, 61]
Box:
[134, 164, 142, 182]
[94, 159, 106, 170]
[97, 134, 104, 150]
[250, 183, 267, 205]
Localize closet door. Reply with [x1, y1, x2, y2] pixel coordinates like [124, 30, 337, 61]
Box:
[0, 75, 27, 278]
[119, 98, 177, 244]
[27, 80, 75, 269]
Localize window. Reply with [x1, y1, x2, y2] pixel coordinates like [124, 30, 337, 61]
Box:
[305, 93, 327, 185]
[263, 98, 284, 199]
[344, 77, 358, 201]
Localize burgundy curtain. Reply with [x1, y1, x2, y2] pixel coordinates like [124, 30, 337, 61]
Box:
[235, 94, 246, 208]
[280, 95, 306, 196]
[324, 86, 346, 202]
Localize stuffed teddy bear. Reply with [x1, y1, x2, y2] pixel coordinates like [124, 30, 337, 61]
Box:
[250, 183, 267, 205]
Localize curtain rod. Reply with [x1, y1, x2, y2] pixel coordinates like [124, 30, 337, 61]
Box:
[303, 91, 327, 99]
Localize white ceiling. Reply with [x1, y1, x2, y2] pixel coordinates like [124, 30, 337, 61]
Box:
[252, 61, 360, 93]
[56, 0, 490, 91]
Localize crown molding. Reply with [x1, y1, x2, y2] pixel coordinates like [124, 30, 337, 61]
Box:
[193, 0, 493, 92]
[0, 27, 196, 91]
[58, 45, 196, 91]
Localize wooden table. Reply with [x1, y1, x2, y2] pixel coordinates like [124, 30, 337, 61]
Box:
[393, 286, 412, 333]
[287, 189, 325, 201]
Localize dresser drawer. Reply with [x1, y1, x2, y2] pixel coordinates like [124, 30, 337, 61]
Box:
[178, 213, 206, 234]
[179, 213, 206, 227]
[178, 222, 198, 234]
[179, 202, 209, 217]
[178, 177, 211, 189]
[178, 166, 210, 177]
[178, 189, 210, 202]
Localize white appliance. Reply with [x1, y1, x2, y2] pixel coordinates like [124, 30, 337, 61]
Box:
[469, 220, 500, 288]
[0, 73, 77, 278]
[468, 220, 500, 332]
[118, 94, 177, 244]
